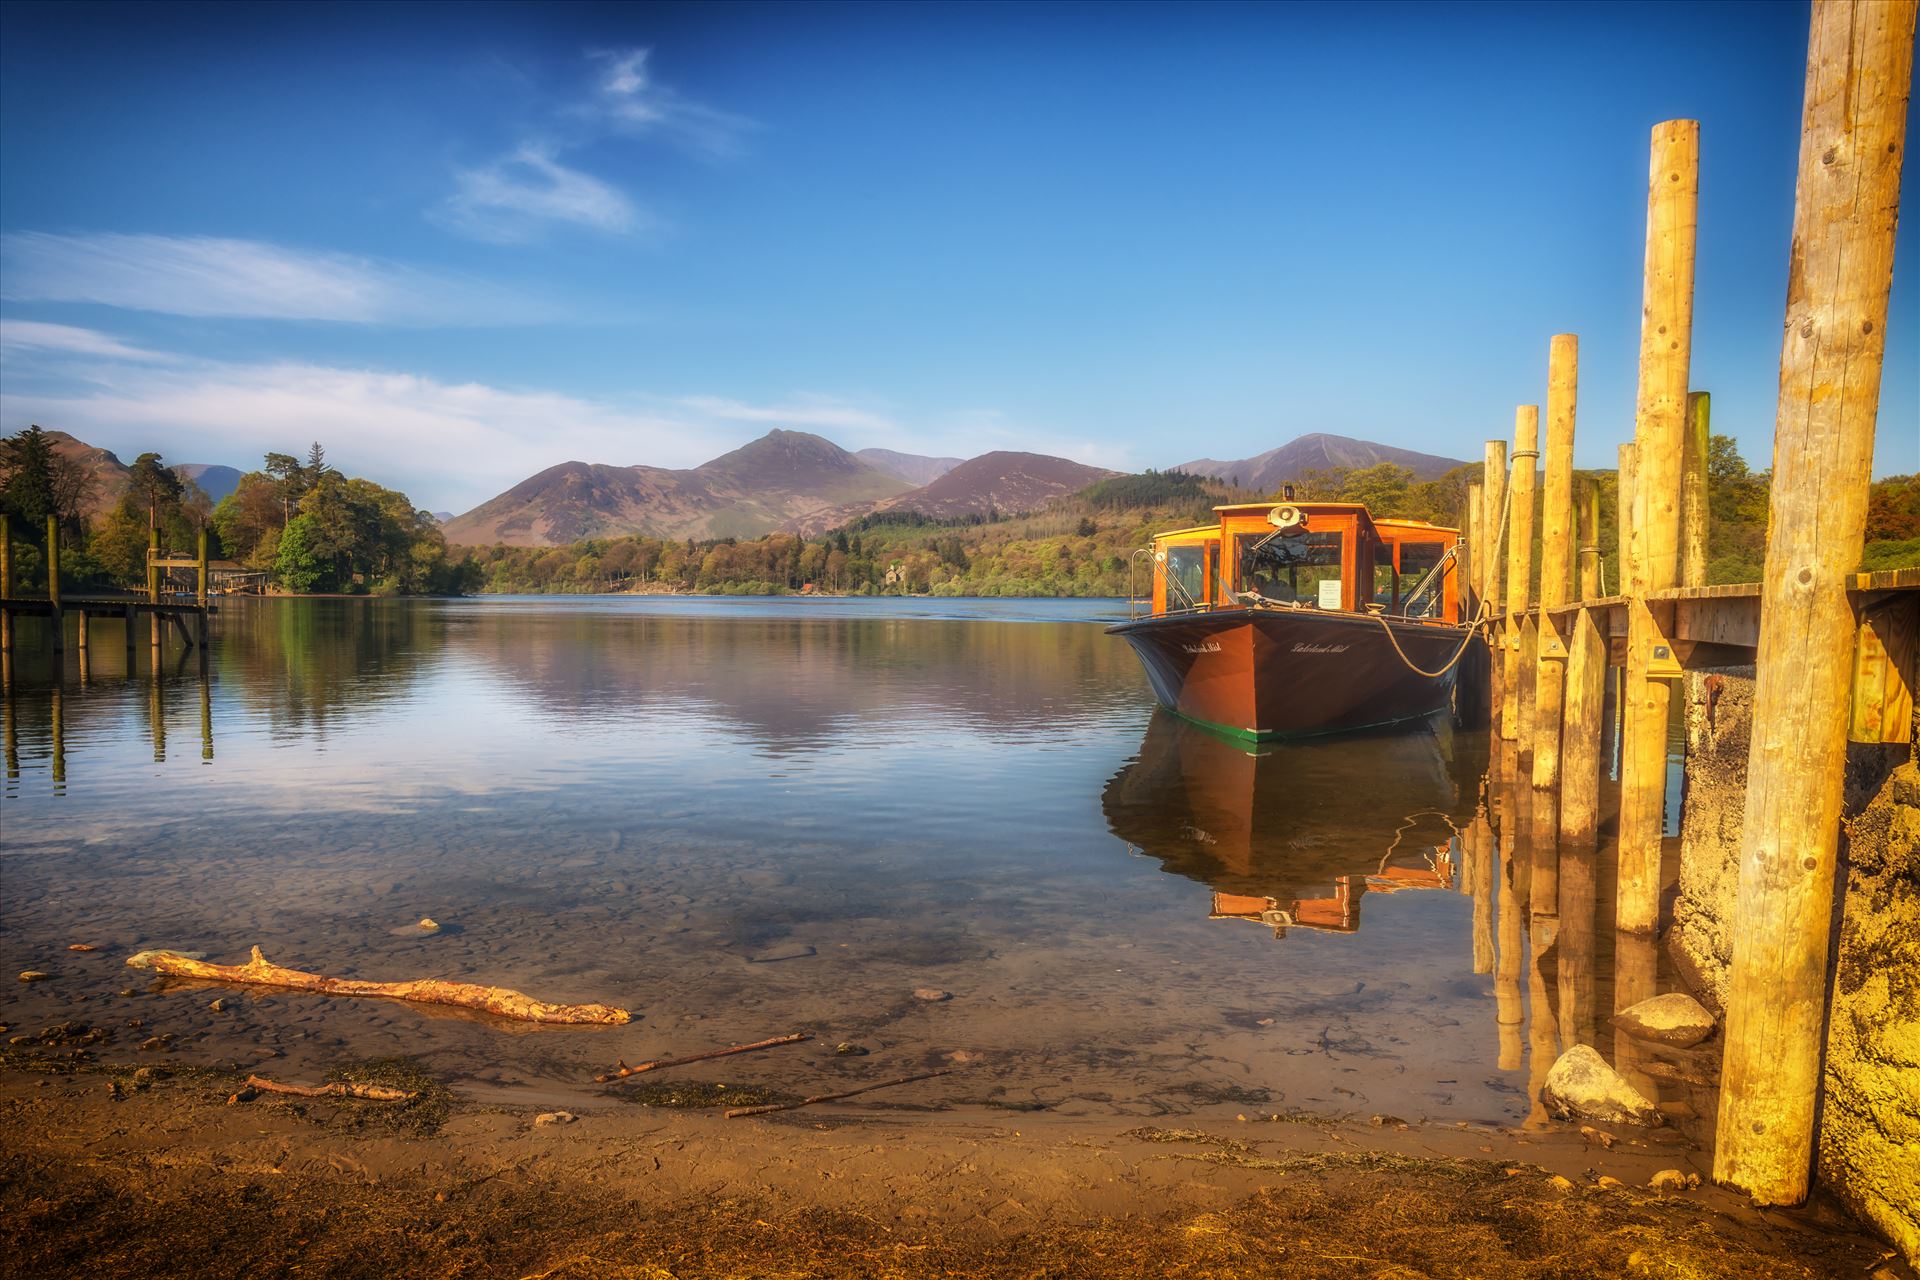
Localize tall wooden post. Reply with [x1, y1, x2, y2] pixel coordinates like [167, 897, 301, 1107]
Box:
[1618, 119, 1699, 935]
[1682, 391, 1711, 587]
[1465, 481, 1484, 614]
[196, 529, 209, 606]
[1501, 408, 1538, 741]
[0, 512, 12, 660]
[1483, 441, 1509, 716]
[1578, 479, 1603, 601]
[1716, 0, 1915, 1206]
[1530, 337, 1578, 902]
[45, 514, 63, 654]
[148, 529, 162, 653]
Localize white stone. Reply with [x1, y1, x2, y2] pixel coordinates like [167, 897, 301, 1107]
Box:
[1611, 992, 1717, 1048]
[1540, 1044, 1665, 1127]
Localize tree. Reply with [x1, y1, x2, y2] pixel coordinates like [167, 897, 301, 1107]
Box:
[1337, 463, 1416, 515]
[125, 453, 184, 530]
[274, 514, 334, 593]
[1, 425, 93, 534]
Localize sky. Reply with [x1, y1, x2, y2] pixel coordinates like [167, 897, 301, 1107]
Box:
[0, 0, 1915, 515]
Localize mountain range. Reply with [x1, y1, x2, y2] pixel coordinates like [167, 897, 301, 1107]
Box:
[43, 430, 240, 518]
[1175, 433, 1468, 491]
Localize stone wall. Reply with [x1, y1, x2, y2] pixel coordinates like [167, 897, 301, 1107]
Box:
[1670, 668, 1918, 1263]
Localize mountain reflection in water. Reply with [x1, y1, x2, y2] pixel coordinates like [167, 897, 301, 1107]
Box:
[1103, 712, 1478, 937]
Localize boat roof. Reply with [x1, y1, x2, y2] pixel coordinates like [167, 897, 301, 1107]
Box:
[1151, 524, 1221, 541]
[1206, 501, 1460, 535]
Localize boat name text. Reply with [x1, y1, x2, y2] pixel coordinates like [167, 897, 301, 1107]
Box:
[1290, 642, 1351, 655]
[1181, 641, 1222, 654]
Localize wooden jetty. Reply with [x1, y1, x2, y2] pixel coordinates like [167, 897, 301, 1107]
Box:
[1460, 0, 1916, 1210]
[0, 513, 217, 681]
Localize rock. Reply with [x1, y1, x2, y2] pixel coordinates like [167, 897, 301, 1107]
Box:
[1648, 1169, 1697, 1193]
[105, 1080, 124, 1100]
[946, 1050, 984, 1065]
[1578, 1125, 1617, 1149]
[227, 1086, 257, 1106]
[913, 988, 952, 1002]
[1369, 1114, 1409, 1128]
[416, 918, 441, 932]
[117, 989, 138, 998]
[1546, 1175, 1575, 1192]
[8, 1036, 31, 1046]
[747, 942, 816, 964]
[67, 944, 98, 952]
[208, 998, 229, 1012]
[1611, 993, 1717, 1048]
[535, 1110, 577, 1126]
[130, 1067, 161, 1088]
[1596, 1175, 1626, 1189]
[18, 971, 50, 983]
[1540, 1045, 1665, 1127]
[834, 1043, 869, 1056]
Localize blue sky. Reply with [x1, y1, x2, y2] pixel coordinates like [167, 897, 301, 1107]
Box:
[1, 0, 1914, 514]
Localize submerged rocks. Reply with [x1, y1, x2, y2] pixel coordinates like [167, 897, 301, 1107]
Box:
[1649, 1169, 1700, 1193]
[913, 988, 952, 1003]
[1540, 1045, 1665, 1127]
[1611, 993, 1717, 1048]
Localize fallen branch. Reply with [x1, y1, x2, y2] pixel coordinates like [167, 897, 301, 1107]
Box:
[724, 1069, 952, 1119]
[598, 1032, 811, 1083]
[129, 946, 630, 1026]
[244, 1075, 416, 1101]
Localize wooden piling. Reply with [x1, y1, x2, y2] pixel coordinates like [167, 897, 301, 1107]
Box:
[1578, 479, 1603, 600]
[0, 512, 11, 658]
[46, 514, 62, 654]
[1682, 391, 1711, 587]
[1483, 441, 1509, 713]
[1466, 481, 1484, 612]
[1529, 336, 1578, 901]
[1716, 0, 1916, 1206]
[148, 530, 162, 653]
[1617, 119, 1699, 935]
[1501, 409, 1538, 741]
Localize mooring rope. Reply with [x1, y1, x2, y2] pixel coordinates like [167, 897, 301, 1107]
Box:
[1367, 448, 1534, 680]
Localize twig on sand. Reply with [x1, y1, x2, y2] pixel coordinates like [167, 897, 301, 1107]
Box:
[128, 946, 631, 1025]
[244, 1075, 417, 1102]
[598, 1032, 812, 1083]
[724, 1069, 952, 1119]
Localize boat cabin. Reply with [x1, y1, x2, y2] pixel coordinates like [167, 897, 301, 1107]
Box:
[1142, 502, 1462, 624]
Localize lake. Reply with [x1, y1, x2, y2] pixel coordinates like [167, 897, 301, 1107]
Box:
[1, 596, 1677, 1131]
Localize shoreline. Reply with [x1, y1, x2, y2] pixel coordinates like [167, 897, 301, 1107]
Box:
[0, 1056, 1890, 1279]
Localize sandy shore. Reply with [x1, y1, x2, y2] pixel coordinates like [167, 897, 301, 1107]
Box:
[0, 1051, 1896, 1279]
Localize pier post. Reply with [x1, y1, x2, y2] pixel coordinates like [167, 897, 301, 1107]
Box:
[148, 530, 162, 655]
[1530, 336, 1578, 904]
[1618, 119, 1699, 935]
[1466, 481, 1484, 615]
[1501, 410, 1538, 742]
[1716, 0, 1915, 1205]
[1682, 391, 1711, 587]
[195, 528, 210, 655]
[1483, 441, 1509, 714]
[0, 512, 11, 659]
[46, 514, 63, 654]
[1578, 480, 1603, 601]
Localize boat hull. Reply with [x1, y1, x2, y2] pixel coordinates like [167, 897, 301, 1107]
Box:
[1106, 607, 1466, 739]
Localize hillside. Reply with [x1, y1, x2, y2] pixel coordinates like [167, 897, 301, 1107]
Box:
[176, 463, 243, 504]
[854, 448, 962, 486]
[442, 430, 912, 547]
[790, 451, 1119, 534]
[1177, 433, 1467, 491]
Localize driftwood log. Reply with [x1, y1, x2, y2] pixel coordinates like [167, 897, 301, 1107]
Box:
[244, 1075, 416, 1101]
[130, 946, 630, 1025]
[599, 1032, 811, 1082]
[724, 1069, 951, 1119]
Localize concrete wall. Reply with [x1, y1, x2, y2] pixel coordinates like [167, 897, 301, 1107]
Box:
[1671, 668, 1918, 1264]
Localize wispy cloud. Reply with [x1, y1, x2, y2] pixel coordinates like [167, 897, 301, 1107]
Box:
[584, 48, 754, 160]
[0, 232, 544, 325]
[438, 144, 644, 244]
[1, 350, 727, 512]
[0, 319, 171, 362]
[678, 394, 898, 433]
[439, 47, 750, 243]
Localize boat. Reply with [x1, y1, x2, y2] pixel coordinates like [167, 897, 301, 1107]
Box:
[1101, 712, 1469, 938]
[1107, 499, 1473, 739]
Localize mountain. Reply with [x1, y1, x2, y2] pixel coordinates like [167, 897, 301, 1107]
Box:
[789, 450, 1119, 534]
[1175, 433, 1469, 492]
[176, 463, 243, 504]
[441, 429, 913, 547]
[45, 429, 130, 519]
[853, 448, 963, 487]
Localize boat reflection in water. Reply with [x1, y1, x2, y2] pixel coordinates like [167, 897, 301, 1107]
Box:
[1102, 711, 1476, 938]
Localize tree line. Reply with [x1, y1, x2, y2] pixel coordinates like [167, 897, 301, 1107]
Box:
[0, 426, 474, 595]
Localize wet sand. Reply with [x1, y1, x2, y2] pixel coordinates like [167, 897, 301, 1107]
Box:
[0, 1053, 1892, 1280]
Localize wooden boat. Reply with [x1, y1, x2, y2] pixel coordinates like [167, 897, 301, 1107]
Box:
[1101, 712, 1468, 938]
[1107, 500, 1472, 739]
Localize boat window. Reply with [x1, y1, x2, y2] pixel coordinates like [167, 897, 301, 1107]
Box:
[1239, 531, 1343, 607]
[1373, 559, 1399, 609]
[1397, 542, 1447, 618]
[1164, 544, 1207, 609]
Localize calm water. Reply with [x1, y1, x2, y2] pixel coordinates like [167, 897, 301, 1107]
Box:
[1, 596, 1685, 1129]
